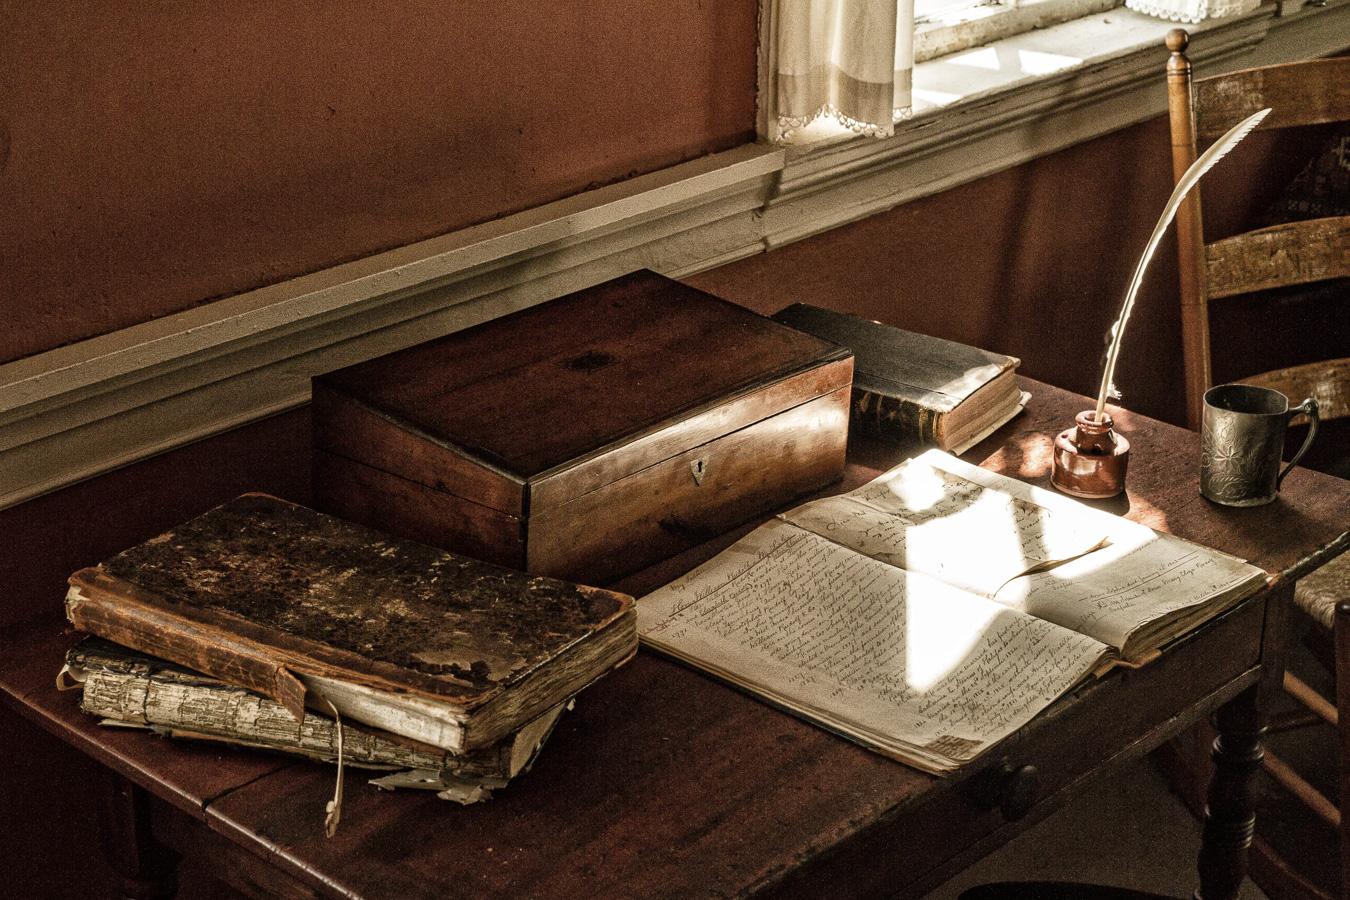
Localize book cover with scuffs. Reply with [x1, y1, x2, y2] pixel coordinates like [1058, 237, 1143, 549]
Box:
[65, 494, 636, 751]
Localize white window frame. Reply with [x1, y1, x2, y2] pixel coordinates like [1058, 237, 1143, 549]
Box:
[760, 0, 1349, 147]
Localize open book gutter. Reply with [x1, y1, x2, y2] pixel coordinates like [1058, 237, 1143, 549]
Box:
[637, 450, 1267, 775]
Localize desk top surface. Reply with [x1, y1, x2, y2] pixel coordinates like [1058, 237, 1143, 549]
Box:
[3, 377, 1347, 900]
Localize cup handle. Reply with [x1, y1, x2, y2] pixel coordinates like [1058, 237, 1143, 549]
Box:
[1276, 398, 1320, 490]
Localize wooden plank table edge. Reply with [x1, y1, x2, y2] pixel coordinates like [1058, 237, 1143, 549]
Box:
[891, 667, 1263, 900]
[0, 617, 295, 822]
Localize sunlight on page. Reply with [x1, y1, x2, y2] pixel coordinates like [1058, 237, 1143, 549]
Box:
[781, 458, 1109, 599]
[905, 585, 990, 692]
[637, 519, 1110, 772]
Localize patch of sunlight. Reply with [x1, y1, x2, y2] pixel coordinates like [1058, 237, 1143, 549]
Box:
[905, 592, 997, 692]
[913, 87, 966, 107]
[1016, 48, 1084, 75]
[1120, 494, 1170, 534]
[982, 433, 1056, 482]
[945, 45, 1082, 77]
[947, 46, 1003, 70]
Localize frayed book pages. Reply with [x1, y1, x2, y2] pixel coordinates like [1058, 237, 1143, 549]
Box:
[61, 636, 568, 804]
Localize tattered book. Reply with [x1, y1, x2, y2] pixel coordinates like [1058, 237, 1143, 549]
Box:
[65, 494, 637, 753]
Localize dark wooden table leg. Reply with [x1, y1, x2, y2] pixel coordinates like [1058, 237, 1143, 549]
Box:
[1195, 685, 1265, 900]
[99, 770, 180, 900]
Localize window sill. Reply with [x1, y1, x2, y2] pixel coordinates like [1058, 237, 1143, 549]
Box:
[915, 0, 1120, 64]
[766, 0, 1350, 245]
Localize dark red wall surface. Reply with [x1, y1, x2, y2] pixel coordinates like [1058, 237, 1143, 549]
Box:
[0, 2, 758, 364]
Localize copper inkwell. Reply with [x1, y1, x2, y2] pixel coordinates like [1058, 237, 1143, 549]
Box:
[1051, 410, 1129, 499]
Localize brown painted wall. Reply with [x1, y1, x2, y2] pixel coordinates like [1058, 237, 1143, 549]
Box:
[0, 1, 758, 365]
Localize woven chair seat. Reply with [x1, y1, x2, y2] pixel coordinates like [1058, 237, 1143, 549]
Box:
[1293, 551, 1350, 632]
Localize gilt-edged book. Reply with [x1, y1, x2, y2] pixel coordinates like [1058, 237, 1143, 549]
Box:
[638, 451, 1267, 774]
[65, 494, 637, 753]
[770, 303, 1027, 453]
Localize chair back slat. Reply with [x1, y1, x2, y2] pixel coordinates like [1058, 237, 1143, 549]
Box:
[1240, 357, 1350, 424]
[1205, 216, 1350, 299]
[1195, 57, 1350, 140]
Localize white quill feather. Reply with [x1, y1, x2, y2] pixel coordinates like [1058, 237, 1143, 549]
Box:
[1093, 107, 1272, 421]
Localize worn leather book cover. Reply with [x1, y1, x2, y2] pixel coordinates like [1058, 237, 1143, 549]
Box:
[771, 303, 1025, 453]
[65, 494, 636, 752]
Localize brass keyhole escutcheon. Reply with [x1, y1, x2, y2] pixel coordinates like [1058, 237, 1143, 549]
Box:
[690, 457, 708, 486]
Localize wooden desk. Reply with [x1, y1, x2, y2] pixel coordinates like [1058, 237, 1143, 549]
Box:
[3, 377, 1347, 900]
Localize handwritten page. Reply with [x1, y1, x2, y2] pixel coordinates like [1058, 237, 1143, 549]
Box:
[997, 530, 1267, 654]
[638, 450, 1266, 771]
[782, 451, 1264, 657]
[781, 459, 1110, 598]
[638, 519, 1110, 772]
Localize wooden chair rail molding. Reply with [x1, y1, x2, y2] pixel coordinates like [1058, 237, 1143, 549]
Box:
[1, 2, 1348, 512]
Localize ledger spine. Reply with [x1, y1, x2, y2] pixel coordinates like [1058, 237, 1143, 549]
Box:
[851, 389, 944, 446]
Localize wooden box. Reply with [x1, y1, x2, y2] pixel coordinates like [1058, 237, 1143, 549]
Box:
[311, 270, 853, 586]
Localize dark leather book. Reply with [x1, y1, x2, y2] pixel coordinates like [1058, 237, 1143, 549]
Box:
[771, 304, 1026, 452]
[65, 494, 636, 753]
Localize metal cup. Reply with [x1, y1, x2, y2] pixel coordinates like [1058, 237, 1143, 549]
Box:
[1200, 384, 1319, 507]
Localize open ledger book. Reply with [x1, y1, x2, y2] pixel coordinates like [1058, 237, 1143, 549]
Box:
[638, 451, 1267, 774]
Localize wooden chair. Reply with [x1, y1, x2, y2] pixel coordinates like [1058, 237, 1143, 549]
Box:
[1167, 28, 1350, 900]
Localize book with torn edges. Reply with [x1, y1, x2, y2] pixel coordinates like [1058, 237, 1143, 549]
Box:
[770, 303, 1028, 454]
[64, 494, 637, 754]
[637, 450, 1267, 774]
[61, 636, 567, 797]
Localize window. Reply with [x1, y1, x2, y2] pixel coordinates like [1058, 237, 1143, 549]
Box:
[765, 0, 1263, 142]
[914, 0, 1117, 62]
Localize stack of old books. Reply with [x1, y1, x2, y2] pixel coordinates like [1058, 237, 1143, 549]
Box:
[60, 494, 637, 821]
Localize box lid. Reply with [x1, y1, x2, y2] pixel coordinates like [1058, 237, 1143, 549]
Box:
[314, 270, 851, 514]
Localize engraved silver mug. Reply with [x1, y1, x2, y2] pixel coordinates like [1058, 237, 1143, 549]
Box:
[1200, 384, 1319, 507]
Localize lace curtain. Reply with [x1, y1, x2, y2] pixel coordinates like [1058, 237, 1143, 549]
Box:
[771, 0, 1263, 141]
[772, 0, 915, 139]
[1123, 0, 1260, 23]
